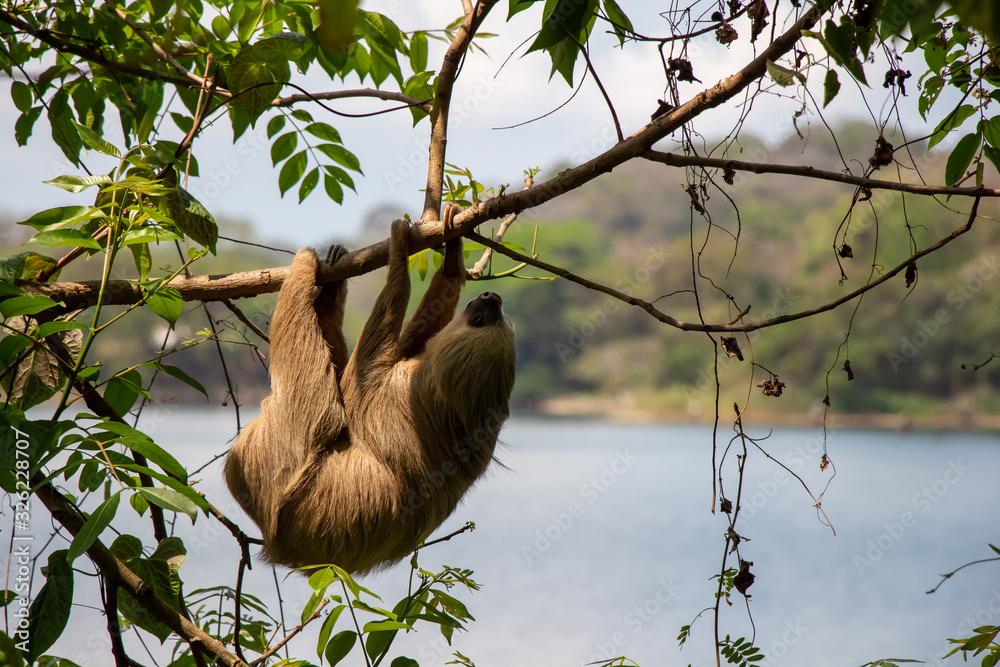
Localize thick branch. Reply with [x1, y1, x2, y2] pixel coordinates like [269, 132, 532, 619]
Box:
[471, 5, 825, 222]
[421, 0, 500, 221]
[0, 9, 195, 89]
[34, 479, 245, 666]
[22, 222, 463, 308]
[644, 150, 1000, 197]
[466, 197, 980, 333]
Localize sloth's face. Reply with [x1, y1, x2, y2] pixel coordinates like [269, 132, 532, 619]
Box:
[464, 292, 508, 328]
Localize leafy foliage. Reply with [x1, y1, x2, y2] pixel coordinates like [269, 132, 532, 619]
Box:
[1, 0, 998, 664]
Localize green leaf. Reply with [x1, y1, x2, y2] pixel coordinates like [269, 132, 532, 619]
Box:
[48, 90, 83, 165]
[138, 487, 199, 522]
[103, 370, 144, 416]
[15, 106, 43, 146]
[766, 60, 801, 87]
[229, 39, 294, 125]
[145, 285, 183, 328]
[409, 31, 428, 72]
[299, 167, 320, 203]
[72, 122, 121, 158]
[928, 104, 976, 150]
[67, 492, 121, 563]
[42, 174, 114, 193]
[130, 242, 152, 282]
[36, 321, 87, 338]
[822, 19, 868, 85]
[317, 604, 348, 658]
[945, 132, 982, 186]
[10, 81, 32, 113]
[980, 116, 1000, 149]
[304, 122, 342, 143]
[271, 131, 298, 165]
[159, 170, 218, 254]
[0, 282, 22, 297]
[267, 114, 287, 139]
[19, 206, 104, 232]
[279, 150, 309, 196]
[602, 0, 634, 45]
[143, 362, 209, 399]
[26, 551, 73, 661]
[0, 336, 66, 410]
[983, 144, 1000, 175]
[101, 423, 188, 481]
[316, 143, 361, 172]
[109, 534, 144, 561]
[325, 630, 357, 666]
[0, 295, 58, 318]
[823, 69, 840, 107]
[528, 0, 599, 52]
[29, 229, 103, 250]
[324, 173, 344, 203]
[0, 252, 59, 282]
[919, 74, 944, 119]
[390, 658, 419, 667]
[509, 0, 539, 19]
[319, 0, 360, 52]
[121, 227, 183, 246]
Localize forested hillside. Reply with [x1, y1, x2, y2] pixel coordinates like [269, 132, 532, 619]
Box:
[6, 124, 999, 423]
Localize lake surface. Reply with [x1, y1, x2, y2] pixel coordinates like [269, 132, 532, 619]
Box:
[38, 409, 1000, 666]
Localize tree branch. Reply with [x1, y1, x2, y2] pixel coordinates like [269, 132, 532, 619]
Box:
[471, 4, 826, 222]
[644, 150, 1000, 197]
[104, 1, 209, 87]
[273, 88, 431, 113]
[465, 197, 981, 333]
[22, 217, 491, 308]
[0, 9, 196, 89]
[421, 0, 501, 221]
[34, 478, 246, 666]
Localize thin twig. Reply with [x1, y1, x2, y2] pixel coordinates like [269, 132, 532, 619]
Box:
[468, 175, 533, 277]
[105, 1, 209, 87]
[466, 197, 981, 333]
[221, 299, 270, 343]
[644, 150, 1000, 198]
[251, 598, 330, 665]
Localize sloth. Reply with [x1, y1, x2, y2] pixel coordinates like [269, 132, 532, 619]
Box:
[224, 206, 516, 574]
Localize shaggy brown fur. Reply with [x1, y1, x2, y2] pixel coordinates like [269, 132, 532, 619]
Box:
[225, 207, 516, 574]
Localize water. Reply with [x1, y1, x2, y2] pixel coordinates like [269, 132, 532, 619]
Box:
[32, 410, 1000, 666]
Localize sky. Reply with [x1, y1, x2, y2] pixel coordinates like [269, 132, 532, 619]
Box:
[0, 1, 932, 251]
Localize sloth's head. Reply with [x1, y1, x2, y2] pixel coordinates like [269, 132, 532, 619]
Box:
[462, 291, 512, 329]
[423, 291, 516, 422]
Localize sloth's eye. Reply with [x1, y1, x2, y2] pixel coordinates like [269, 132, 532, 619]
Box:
[470, 313, 485, 326]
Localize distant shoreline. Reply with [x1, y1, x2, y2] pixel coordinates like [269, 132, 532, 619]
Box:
[533, 397, 1000, 432]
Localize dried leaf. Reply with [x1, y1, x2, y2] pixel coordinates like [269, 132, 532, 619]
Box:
[757, 377, 785, 397]
[734, 559, 755, 596]
[905, 261, 917, 288]
[869, 135, 894, 169]
[716, 23, 738, 45]
[721, 336, 744, 361]
[747, 0, 768, 43]
[668, 58, 701, 83]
